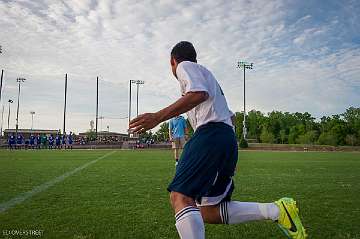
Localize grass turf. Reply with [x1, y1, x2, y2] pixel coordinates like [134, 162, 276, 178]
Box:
[0, 149, 359, 238]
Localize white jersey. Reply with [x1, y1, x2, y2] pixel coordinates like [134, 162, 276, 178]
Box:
[176, 61, 233, 130]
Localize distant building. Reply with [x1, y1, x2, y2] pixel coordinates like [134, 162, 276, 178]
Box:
[3, 129, 60, 138]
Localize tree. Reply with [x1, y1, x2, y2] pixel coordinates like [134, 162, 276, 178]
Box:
[233, 112, 244, 141]
[345, 134, 357, 146]
[155, 122, 169, 142]
[247, 110, 264, 142]
[342, 107, 360, 135]
[186, 118, 194, 138]
[260, 127, 275, 143]
[280, 129, 287, 144]
[317, 132, 337, 146]
[288, 126, 299, 144]
[297, 130, 318, 144]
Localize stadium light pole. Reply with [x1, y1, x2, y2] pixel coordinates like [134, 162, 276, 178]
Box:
[7, 99, 13, 129]
[0, 69, 4, 107]
[237, 61, 253, 140]
[0, 104, 4, 136]
[0, 69, 3, 135]
[95, 76, 99, 141]
[63, 74, 67, 135]
[128, 80, 136, 136]
[136, 80, 145, 117]
[128, 80, 136, 124]
[15, 78, 26, 135]
[30, 111, 35, 131]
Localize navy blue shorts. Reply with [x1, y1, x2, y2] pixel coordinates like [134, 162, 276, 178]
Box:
[167, 122, 238, 206]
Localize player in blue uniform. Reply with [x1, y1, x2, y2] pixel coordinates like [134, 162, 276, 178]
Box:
[36, 134, 41, 149]
[16, 134, 23, 150]
[48, 134, 54, 149]
[129, 42, 306, 239]
[8, 134, 15, 150]
[24, 138, 29, 149]
[62, 134, 66, 149]
[55, 134, 61, 149]
[67, 132, 73, 149]
[29, 134, 35, 149]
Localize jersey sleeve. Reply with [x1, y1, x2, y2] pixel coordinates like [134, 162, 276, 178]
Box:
[177, 62, 209, 94]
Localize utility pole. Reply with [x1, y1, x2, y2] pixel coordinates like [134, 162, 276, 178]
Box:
[237, 61, 253, 140]
[0, 104, 4, 136]
[128, 80, 135, 126]
[63, 74, 67, 135]
[136, 80, 145, 117]
[0, 70, 3, 107]
[7, 99, 13, 129]
[95, 76, 99, 141]
[15, 78, 26, 135]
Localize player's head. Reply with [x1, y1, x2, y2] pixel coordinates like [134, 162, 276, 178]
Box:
[170, 41, 197, 77]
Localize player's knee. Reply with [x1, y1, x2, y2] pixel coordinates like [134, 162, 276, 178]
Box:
[170, 192, 195, 212]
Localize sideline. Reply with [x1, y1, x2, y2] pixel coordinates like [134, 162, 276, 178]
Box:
[0, 151, 116, 213]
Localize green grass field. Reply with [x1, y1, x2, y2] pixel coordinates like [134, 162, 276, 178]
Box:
[0, 149, 359, 239]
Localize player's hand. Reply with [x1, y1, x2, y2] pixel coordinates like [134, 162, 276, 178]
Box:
[129, 113, 160, 134]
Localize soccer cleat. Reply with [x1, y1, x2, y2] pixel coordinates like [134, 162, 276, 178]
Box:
[274, 197, 307, 239]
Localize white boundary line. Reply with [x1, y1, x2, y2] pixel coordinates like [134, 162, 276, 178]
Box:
[0, 151, 116, 213]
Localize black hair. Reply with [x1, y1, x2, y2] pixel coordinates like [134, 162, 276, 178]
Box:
[171, 41, 197, 63]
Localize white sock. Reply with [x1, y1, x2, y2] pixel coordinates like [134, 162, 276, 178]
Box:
[220, 201, 279, 224]
[175, 206, 205, 239]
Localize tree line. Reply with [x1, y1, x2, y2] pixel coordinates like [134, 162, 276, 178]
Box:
[146, 107, 360, 146]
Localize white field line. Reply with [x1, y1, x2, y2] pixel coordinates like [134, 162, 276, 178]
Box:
[0, 151, 116, 213]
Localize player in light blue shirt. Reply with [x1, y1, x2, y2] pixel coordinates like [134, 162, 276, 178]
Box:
[169, 115, 188, 165]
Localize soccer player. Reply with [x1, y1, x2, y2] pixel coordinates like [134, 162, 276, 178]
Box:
[129, 41, 306, 239]
[67, 132, 73, 149]
[62, 133, 66, 149]
[36, 134, 41, 149]
[29, 134, 35, 149]
[55, 134, 61, 149]
[169, 115, 188, 166]
[16, 133, 23, 150]
[41, 134, 47, 149]
[48, 134, 54, 149]
[8, 133, 15, 150]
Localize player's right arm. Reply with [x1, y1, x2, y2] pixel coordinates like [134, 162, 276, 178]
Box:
[129, 91, 208, 134]
[129, 62, 208, 134]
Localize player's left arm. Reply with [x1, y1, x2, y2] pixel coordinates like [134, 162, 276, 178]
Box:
[129, 91, 208, 133]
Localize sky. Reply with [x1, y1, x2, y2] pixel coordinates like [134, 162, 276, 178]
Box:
[0, 0, 359, 134]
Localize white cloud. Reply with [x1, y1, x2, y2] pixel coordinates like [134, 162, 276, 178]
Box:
[0, 0, 359, 134]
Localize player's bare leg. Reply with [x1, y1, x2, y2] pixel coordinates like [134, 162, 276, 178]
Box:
[170, 192, 205, 239]
[174, 147, 179, 164]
